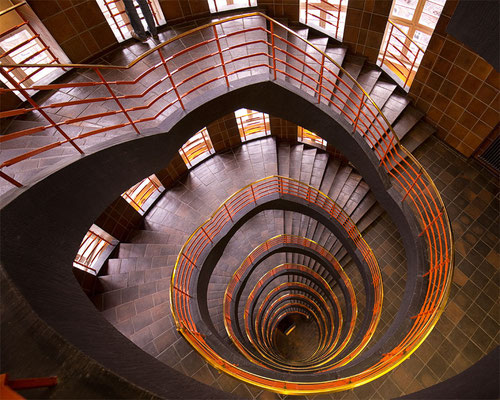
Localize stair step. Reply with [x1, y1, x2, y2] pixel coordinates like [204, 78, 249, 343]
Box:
[319, 157, 341, 194]
[401, 121, 436, 153]
[357, 203, 384, 232]
[343, 64, 382, 121]
[332, 54, 366, 113]
[344, 180, 370, 216]
[278, 142, 291, 176]
[96, 266, 172, 293]
[285, 28, 309, 88]
[393, 105, 424, 140]
[328, 164, 351, 201]
[301, 36, 329, 96]
[117, 243, 175, 259]
[289, 143, 304, 180]
[299, 147, 316, 184]
[310, 151, 329, 189]
[335, 172, 362, 208]
[319, 46, 348, 107]
[127, 230, 171, 244]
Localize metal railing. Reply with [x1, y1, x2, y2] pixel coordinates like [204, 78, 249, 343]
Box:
[241, 259, 344, 370]
[98, 0, 162, 41]
[1, 12, 452, 394]
[224, 233, 373, 372]
[0, 1, 62, 88]
[73, 228, 114, 274]
[178, 127, 214, 167]
[244, 264, 342, 367]
[303, 0, 345, 39]
[298, 126, 326, 148]
[121, 174, 163, 213]
[236, 109, 270, 141]
[379, 20, 425, 89]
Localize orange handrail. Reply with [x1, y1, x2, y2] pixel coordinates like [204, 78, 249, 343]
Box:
[379, 20, 425, 88]
[2, 12, 452, 394]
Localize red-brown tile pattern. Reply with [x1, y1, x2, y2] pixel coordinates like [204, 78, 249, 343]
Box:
[409, 1, 500, 157]
[155, 152, 188, 189]
[27, 0, 117, 63]
[207, 112, 242, 153]
[94, 196, 142, 241]
[343, 0, 392, 64]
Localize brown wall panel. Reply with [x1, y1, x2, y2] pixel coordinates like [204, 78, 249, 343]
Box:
[409, 0, 500, 157]
[28, 0, 117, 63]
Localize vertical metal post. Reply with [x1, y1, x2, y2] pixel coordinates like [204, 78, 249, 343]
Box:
[270, 20, 277, 80]
[94, 68, 140, 135]
[305, 0, 309, 24]
[336, 0, 342, 39]
[0, 68, 84, 155]
[213, 25, 230, 87]
[102, 0, 126, 40]
[224, 203, 233, 222]
[405, 48, 420, 88]
[317, 53, 325, 104]
[158, 48, 185, 110]
[352, 92, 365, 133]
[381, 23, 394, 68]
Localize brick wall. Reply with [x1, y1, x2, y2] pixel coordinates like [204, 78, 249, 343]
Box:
[158, 0, 209, 23]
[409, 1, 500, 157]
[257, 0, 299, 22]
[270, 115, 297, 141]
[27, 0, 117, 63]
[206, 112, 242, 152]
[343, 0, 391, 63]
[94, 196, 142, 242]
[155, 152, 188, 189]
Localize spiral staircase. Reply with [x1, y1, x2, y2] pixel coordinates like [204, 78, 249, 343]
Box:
[0, 9, 463, 399]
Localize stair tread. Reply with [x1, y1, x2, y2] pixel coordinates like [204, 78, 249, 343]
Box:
[393, 105, 424, 139]
[402, 121, 436, 152]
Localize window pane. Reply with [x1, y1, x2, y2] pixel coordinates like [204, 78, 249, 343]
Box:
[392, 0, 418, 21]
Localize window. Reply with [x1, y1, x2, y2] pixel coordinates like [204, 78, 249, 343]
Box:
[73, 225, 118, 275]
[378, 0, 446, 88]
[95, 0, 166, 42]
[179, 127, 214, 168]
[121, 174, 164, 215]
[207, 0, 257, 13]
[235, 108, 271, 142]
[299, 0, 348, 41]
[298, 126, 327, 149]
[0, 4, 64, 92]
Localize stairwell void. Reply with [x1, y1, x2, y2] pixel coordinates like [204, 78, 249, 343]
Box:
[0, 11, 458, 399]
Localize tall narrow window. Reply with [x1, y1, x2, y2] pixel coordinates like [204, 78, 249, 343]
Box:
[73, 225, 118, 275]
[207, 0, 257, 13]
[95, 0, 166, 42]
[122, 174, 165, 215]
[298, 126, 327, 149]
[299, 0, 348, 41]
[378, 0, 446, 89]
[179, 127, 214, 168]
[235, 108, 271, 142]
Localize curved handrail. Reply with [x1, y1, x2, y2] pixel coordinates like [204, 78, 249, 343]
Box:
[2, 11, 453, 394]
[226, 236, 355, 371]
[244, 264, 343, 367]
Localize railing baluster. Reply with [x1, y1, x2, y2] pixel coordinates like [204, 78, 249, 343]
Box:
[352, 92, 365, 133]
[380, 23, 393, 70]
[317, 53, 325, 104]
[0, 68, 84, 155]
[94, 68, 140, 135]
[213, 25, 230, 87]
[158, 48, 185, 110]
[270, 21, 277, 80]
